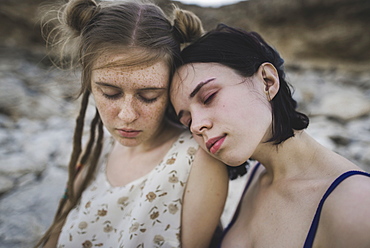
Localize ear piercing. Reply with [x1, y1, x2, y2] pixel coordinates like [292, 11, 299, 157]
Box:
[264, 89, 271, 101]
[264, 81, 271, 101]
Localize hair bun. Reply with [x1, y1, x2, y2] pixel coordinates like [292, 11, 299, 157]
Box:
[64, 0, 100, 36]
[173, 8, 204, 44]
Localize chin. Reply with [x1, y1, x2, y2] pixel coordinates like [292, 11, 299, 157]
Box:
[225, 161, 246, 167]
[218, 154, 249, 167]
[116, 137, 142, 147]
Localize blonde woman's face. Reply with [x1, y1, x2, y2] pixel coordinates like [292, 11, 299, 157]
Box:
[91, 53, 170, 147]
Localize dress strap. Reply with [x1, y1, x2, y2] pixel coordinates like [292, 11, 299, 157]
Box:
[303, 170, 370, 248]
[220, 162, 261, 246]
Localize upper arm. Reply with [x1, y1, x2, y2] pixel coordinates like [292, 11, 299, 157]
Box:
[181, 148, 229, 248]
[318, 175, 370, 248]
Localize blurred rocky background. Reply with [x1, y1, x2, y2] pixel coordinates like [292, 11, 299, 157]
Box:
[0, 0, 370, 247]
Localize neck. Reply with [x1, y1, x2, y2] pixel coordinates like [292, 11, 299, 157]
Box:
[251, 131, 329, 182]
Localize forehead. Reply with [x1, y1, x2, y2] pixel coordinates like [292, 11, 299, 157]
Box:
[171, 63, 239, 93]
[175, 62, 238, 81]
[93, 52, 170, 88]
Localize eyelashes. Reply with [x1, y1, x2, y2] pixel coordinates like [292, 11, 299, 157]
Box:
[182, 92, 217, 128]
[203, 92, 217, 105]
[103, 93, 121, 100]
[139, 96, 158, 103]
[178, 89, 219, 129]
[102, 93, 158, 103]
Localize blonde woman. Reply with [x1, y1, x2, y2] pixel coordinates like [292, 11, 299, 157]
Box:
[36, 1, 227, 247]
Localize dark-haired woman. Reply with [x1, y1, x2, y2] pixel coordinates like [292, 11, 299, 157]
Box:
[170, 24, 370, 248]
[36, 1, 227, 247]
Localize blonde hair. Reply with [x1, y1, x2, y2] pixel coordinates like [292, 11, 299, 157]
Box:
[36, 0, 203, 246]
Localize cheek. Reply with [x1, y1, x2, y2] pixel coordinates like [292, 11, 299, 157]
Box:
[93, 95, 113, 115]
[92, 94, 107, 112]
[95, 102, 117, 128]
[143, 98, 168, 122]
[91, 94, 120, 126]
[193, 135, 205, 148]
[233, 89, 271, 116]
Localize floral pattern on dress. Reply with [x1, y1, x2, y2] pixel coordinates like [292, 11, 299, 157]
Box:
[57, 131, 198, 248]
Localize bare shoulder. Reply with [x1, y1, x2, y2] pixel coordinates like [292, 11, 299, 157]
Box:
[320, 170, 370, 247]
[193, 147, 227, 170]
[327, 170, 370, 207]
[181, 148, 229, 248]
[185, 147, 228, 207]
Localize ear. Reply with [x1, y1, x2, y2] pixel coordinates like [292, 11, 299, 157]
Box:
[259, 62, 279, 101]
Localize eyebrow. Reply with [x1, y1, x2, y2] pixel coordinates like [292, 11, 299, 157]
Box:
[138, 87, 167, 92]
[95, 82, 121, 89]
[95, 82, 166, 91]
[189, 77, 216, 99]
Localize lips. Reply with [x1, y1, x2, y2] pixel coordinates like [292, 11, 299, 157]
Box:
[206, 135, 226, 154]
[117, 128, 142, 138]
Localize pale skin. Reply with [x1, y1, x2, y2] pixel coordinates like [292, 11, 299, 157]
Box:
[44, 53, 228, 248]
[171, 62, 370, 248]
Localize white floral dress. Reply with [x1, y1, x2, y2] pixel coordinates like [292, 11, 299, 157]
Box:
[57, 131, 198, 248]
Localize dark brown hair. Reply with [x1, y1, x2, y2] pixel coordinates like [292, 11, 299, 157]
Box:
[176, 24, 309, 145]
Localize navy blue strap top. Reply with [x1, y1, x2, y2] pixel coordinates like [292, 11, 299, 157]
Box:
[220, 164, 370, 248]
[303, 170, 370, 248]
[219, 162, 261, 247]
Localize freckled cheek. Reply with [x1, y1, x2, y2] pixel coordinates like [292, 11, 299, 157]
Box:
[93, 97, 118, 119]
[142, 99, 168, 122]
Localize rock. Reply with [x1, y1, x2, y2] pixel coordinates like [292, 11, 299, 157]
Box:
[0, 114, 14, 128]
[286, 68, 370, 121]
[0, 60, 79, 120]
[312, 89, 370, 121]
[346, 114, 370, 142]
[0, 155, 46, 178]
[0, 77, 29, 118]
[343, 117, 370, 170]
[243, 0, 370, 70]
[0, 117, 74, 178]
[0, 0, 46, 54]
[305, 116, 344, 150]
[0, 166, 67, 248]
[0, 175, 14, 194]
[362, 149, 370, 171]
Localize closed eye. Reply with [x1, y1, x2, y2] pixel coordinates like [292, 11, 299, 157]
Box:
[137, 89, 165, 104]
[95, 82, 122, 100]
[204, 92, 217, 105]
[103, 92, 122, 100]
[139, 95, 158, 103]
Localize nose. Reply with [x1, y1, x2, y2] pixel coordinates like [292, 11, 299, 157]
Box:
[190, 115, 212, 136]
[117, 97, 139, 123]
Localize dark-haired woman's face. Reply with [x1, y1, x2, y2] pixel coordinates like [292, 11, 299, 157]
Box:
[170, 63, 273, 166]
